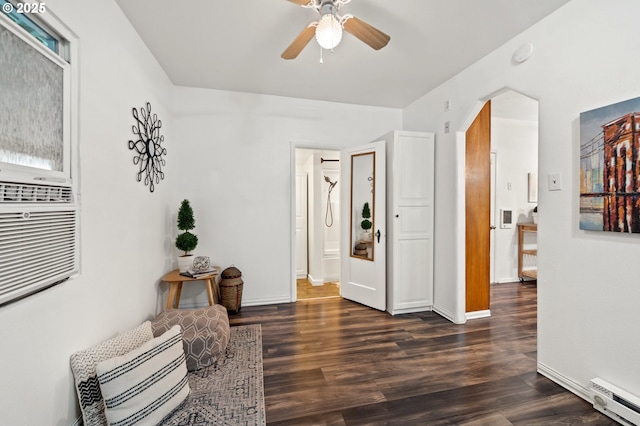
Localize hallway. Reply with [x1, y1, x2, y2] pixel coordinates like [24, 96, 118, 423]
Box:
[296, 278, 340, 300]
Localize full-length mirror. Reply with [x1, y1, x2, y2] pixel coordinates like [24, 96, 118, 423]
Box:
[350, 151, 375, 261]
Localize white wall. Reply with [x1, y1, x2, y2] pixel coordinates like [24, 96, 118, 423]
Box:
[321, 155, 340, 282]
[308, 153, 322, 284]
[170, 87, 401, 306]
[492, 116, 538, 283]
[404, 0, 640, 402]
[0, 0, 176, 424]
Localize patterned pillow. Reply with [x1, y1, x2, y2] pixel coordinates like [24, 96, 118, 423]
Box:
[70, 321, 154, 426]
[152, 305, 230, 371]
[96, 325, 190, 426]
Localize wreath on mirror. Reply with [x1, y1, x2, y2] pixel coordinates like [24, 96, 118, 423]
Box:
[128, 102, 167, 192]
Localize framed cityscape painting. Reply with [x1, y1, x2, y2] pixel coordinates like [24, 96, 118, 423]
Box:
[580, 96, 640, 233]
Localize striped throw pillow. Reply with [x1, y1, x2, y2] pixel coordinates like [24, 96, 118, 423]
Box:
[95, 325, 190, 426]
[70, 321, 154, 426]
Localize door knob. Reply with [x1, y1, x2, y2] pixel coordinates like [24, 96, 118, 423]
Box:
[490, 226, 496, 230]
[375, 229, 381, 243]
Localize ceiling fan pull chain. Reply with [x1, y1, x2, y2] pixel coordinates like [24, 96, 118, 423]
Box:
[320, 45, 324, 63]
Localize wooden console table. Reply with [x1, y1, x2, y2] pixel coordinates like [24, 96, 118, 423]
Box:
[161, 267, 221, 309]
[517, 223, 537, 282]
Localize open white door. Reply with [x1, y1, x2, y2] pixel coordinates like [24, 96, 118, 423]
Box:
[295, 172, 308, 279]
[340, 141, 386, 310]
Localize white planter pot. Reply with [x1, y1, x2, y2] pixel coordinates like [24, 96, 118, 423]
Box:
[177, 255, 194, 272]
[532, 212, 538, 224]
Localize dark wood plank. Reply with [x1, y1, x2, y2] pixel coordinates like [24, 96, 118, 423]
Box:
[229, 283, 616, 425]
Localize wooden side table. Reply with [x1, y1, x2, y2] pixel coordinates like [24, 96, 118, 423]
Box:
[517, 223, 537, 282]
[161, 267, 221, 310]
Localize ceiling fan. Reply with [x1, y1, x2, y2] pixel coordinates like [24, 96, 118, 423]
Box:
[281, 0, 390, 60]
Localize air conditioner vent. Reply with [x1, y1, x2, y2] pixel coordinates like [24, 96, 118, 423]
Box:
[0, 208, 78, 305]
[0, 181, 73, 203]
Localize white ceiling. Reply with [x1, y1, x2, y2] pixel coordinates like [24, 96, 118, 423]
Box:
[115, 0, 570, 109]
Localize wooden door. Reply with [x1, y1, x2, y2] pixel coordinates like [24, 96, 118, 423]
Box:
[465, 101, 491, 313]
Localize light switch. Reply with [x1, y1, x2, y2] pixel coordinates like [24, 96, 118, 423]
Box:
[548, 172, 562, 191]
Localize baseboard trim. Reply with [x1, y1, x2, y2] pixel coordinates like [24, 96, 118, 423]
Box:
[71, 415, 83, 426]
[466, 309, 491, 320]
[178, 296, 293, 310]
[494, 277, 521, 284]
[242, 296, 292, 306]
[388, 305, 433, 316]
[433, 305, 464, 324]
[307, 274, 324, 286]
[537, 362, 591, 402]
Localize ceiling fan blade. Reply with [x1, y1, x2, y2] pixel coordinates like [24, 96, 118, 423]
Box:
[343, 16, 390, 50]
[286, 0, 313, 5]
[281, 24, 317, 60]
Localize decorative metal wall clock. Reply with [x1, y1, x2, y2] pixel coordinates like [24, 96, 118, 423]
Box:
[128, 102, 167, 192]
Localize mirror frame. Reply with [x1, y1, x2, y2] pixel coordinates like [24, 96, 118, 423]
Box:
[350, 151, 376, 261]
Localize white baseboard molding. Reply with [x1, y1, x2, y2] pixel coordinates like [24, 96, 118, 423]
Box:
[307, 274, 324, 286]
[242, 296, 292, 306]
[433, 305, 464, 324]
[179, 295, 293, 310]
[388, 305, 433, 316]
[494, 277, 521, 284]
[466, 309, 491, 320]
[71, 415, 83, 426]
[537, 362, 591, 402]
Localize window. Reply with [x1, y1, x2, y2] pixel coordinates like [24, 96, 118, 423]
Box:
[0, 0, 61, 54]
[0, 4, 79, 305]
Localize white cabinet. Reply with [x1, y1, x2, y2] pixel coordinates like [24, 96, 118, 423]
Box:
[381, 131, 435, 315]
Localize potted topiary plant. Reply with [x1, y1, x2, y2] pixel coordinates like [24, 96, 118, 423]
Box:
[361, 202, 372, 241]
[176, 199, 199, 272]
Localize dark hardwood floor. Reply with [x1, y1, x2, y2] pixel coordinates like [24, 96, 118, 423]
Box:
[229, 282, 615, 425]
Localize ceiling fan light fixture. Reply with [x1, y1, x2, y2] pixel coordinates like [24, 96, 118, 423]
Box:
[315, 13, 342, 49]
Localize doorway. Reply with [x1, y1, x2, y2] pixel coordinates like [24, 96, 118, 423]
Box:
[294, 148, 341, 300]
[465, 90, 539, 317]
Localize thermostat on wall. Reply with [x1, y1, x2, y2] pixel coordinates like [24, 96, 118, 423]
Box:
[500, 209, 513, 229]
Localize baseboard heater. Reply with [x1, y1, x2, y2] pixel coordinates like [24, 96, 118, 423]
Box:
[590, 378, 640, 426]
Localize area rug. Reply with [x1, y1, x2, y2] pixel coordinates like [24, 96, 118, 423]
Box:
[160, 324, 265, 425]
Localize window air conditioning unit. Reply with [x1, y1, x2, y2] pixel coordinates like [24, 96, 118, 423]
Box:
[590, 378, 640, 426]
[0, 13, 79, 306]
[0, 181, 79, 306]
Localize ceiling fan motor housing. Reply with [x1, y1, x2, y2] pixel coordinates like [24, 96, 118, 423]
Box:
[319, 0, 338, 15]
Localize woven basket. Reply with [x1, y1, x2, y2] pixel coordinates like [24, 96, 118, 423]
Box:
[220, 266, 243, 314]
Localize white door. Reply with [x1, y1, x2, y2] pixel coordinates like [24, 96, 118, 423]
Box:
[389, 131, 434, 314]
[295, 172, 308, 279]
[340, 141, 386, 310]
